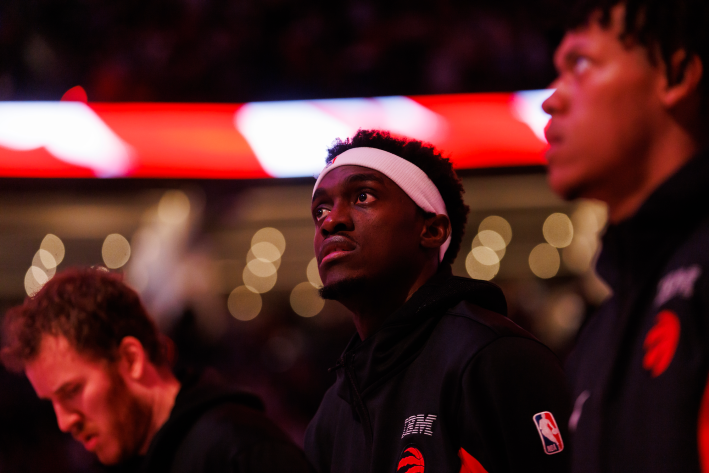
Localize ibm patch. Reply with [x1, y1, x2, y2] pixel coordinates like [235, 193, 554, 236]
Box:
[655, 265, 702, 307]
[401, 414, 437, 438]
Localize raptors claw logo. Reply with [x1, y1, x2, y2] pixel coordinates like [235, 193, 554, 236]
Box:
[397, 446, 425, 473]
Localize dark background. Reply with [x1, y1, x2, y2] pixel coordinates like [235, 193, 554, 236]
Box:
[0, 0, 567, 103]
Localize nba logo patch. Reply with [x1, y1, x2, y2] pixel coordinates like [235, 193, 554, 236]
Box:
[533, 411, 564, 455]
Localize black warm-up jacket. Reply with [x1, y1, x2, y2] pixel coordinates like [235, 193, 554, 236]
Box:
[568, 153, 709, 473]
[111, 370, 313, 473]
[305, 270, 571, 473]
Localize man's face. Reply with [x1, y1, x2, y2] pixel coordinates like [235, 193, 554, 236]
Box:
[311, 165, 427, 294]
[25, 335, 150, 465]
[542, 5, 666, 202]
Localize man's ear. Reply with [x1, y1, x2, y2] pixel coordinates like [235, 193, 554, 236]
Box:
[420, 214, 451, 251]
[660, 50, 703, 109]
[117, 336, 147, 382]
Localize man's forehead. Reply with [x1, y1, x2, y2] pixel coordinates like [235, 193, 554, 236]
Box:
[557, 5, 627, 56]
[313, 165, 390, 198]
[35, 333, 74, 358]
[26, 334, 99, 395]
[555, 29, 591, 62]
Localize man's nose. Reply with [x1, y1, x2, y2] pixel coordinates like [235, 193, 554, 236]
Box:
[542, 85, 562, 115]
[54, 402, 81, 433]
[321, 201, 353, 235]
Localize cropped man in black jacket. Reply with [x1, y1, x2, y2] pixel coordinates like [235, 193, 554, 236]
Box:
[306, 129, 571, 473]
[542, 1, 709, 471]
[1, 268, 312, 473]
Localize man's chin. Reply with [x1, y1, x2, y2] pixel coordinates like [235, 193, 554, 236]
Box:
[319, 277, 366, 301]
[547, 169, 584, 201]
[95, 448, 121, 466]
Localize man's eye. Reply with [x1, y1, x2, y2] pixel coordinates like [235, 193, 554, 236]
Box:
[573, 56, 590, 75]
[315, 208, 330, 220]
[357, 192, 375, 203]
[62, 384, 81, 400]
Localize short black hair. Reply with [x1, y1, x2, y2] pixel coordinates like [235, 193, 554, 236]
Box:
[1, 267, 166, 372]
[568, 0, 709, 108]
[325, 129, 469, 268]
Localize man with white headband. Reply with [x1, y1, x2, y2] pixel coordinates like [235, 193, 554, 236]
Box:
[305, 129, 571, 473]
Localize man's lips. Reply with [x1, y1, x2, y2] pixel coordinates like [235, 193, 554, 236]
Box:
[78, 433, 99, 452]
[545, 128, 562, 146]
[319, 236, 356, 265]
[544, 126, 564, 162]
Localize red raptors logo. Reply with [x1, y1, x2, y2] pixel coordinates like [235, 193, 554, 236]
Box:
[643, 310, 680, 377]
[398, 446, 424, 473]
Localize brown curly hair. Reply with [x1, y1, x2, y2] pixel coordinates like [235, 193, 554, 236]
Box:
[1, 267, 166, 372]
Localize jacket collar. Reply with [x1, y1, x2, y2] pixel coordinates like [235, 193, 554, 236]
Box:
[138, 368, 263, 472]
[334, 268, 507, 402]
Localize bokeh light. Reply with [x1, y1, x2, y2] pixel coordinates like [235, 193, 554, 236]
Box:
[529, 243, 560, 279]
[32, 250, 56, 279]
[562, 237, 596, 274]
[572, 200, 607, 235]
[39, 234, 65, 268]
[465, 251, 500, 281]
[307, 257, 322, 288]
[238, 228, 286, 296]
[243, 265, 277, 293]
[228, 286, 262, 321]
[467, 220, 508, 281]
[473, 231, 506, 260]
[477, 229, 506, 252]
[562, 200, 607, 275]
[246, 248, 281, 270]
[251, 241, 281, 262]
[472, 245, 500, 266]
[24, 266, 48, 296]
[246, 257, 277, 278]
[479, 216, 512, 246]
[290, 282, 324, 317]
[102, 233, 131, 269]
[158, 190, 191, 224]
[543, 213, 574, 248]
[251, 227, 286, 255]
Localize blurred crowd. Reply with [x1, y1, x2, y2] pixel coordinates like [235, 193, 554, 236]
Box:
[0, 0, 564, 103]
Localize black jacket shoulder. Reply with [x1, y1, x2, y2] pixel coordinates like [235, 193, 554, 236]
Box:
[141, 370, 313, 473]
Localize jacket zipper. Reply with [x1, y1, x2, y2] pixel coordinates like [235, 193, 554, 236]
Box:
[340, 354, 374, 473]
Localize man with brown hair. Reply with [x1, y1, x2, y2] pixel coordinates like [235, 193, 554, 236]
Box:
[1, 267, 312, 473]
[543, 0, 709, 471]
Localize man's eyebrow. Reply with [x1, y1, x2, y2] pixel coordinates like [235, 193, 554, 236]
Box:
[312, 187, 327, 202]
[312, 172, 386, 203]
[53, 381, 77, 398]
[556, 36, 592, 68]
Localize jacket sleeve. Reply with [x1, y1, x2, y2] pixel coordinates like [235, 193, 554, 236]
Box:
[695, 271, 709, 472]
[457, 336, 571, 473]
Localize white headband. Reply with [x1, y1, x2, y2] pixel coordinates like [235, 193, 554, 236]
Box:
[313, 147, 451, 261]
